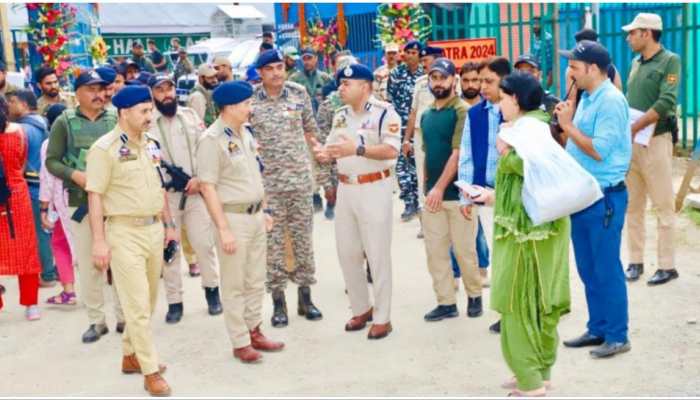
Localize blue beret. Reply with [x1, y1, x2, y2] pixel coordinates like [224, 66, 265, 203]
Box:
[404, 40, 423, 51]
[74, 70, 107, 91]
[419, 46, 445, 58]
[95, 67, 117, 84]
[136, 71, 152, 86]
[335, 64, 373, 86]
[112, 85, 152, 109]
[212, 80, 254, 107]
[255, 49, 284, 69]
[245, 66, 260, 83]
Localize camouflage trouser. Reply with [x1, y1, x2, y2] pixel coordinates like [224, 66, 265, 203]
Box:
[397, 129, 419, 208]
[315, 160, 338, 190]
[265, 189, 317, 293]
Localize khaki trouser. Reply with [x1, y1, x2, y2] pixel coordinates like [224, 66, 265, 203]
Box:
[335, 177, 394, 324]
[217, 211, 266, 349]
[162, 194, 219, 304]
[414, 128, 426, 204]
[181, 229, 197, 265]
[625, 132, 675, 269]
[106, 220, 163, 375]
[68, 207, 124, 325]
[422, 201, 481, 301]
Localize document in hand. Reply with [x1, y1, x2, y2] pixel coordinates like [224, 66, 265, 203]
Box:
[629, 108, 655, 147]
[454, 180, 482, 198]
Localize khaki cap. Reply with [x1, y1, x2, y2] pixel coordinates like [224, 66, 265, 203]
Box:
[622, 13, 663, 32]
[384, 42, 399, 53]
[213, 56, 231, 67]
[197, 64, 217, 77]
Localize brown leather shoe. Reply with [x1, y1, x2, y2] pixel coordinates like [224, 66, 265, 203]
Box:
[122, 354, 166, 375]
[345, 308, 373, 331]
[233, 345, 263, 363]
[367, 322, 392, 340]
[250, 325, 284, 352]
[143, 372, 171, 397]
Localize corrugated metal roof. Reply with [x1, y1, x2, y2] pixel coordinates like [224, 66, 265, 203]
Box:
[98, 3, 220, 34]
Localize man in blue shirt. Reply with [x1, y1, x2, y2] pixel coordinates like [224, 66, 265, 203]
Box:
[555, 41, 632, 359]
[6, 89, 56, 285]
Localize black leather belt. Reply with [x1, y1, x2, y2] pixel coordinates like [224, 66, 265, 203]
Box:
[604, 181, 626, 194]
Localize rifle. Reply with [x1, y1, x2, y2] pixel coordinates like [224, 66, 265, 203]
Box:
[0, 155, 15, 239]
[64, 149, 90, 222]
[160, 159, 191, 210]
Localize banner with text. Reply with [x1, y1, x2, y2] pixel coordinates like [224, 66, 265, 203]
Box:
[428, 38, 498, 67]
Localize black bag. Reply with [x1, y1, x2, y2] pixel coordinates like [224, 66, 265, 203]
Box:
[0, 153, 15, 239]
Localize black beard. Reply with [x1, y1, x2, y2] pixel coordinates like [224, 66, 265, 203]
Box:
[202, 81, 218, 90]
[46, 90, 60, 98]
[155, 98, 177, 117]
[462, 89, 480, 100]
[430, 86, 451, 99]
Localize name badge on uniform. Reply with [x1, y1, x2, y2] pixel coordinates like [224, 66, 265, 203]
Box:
[228, 141, 243, 157]
[118, 145, 137, 162]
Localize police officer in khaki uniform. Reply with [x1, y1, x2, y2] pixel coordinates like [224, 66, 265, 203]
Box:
[315, 64, 401, 340]
[147, 74, 222, 323]
[86, 85, 176, 396]
[198, 81, 284, 363]
[45, 70, 125, 342]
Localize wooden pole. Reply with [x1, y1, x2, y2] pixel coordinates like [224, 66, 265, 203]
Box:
[0, 4, 17, 71]
[337, 4, 347, 47]
[299, 4, 307, 45]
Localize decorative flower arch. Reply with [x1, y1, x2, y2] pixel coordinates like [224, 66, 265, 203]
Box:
[374, 3, 433, 49]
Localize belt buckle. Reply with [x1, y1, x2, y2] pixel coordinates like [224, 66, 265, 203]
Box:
[348, 174, 359, 184]
[134, 217, 146, 226]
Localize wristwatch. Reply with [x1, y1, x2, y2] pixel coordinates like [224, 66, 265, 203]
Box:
[163, 220, 177, 229]
[356, 144, 366, 157]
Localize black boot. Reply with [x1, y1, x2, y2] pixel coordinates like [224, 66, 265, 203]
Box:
[271, 290, 288, 328]
[204, 287, 223, 316]
[297, 286, 323, 321]
[165, 303, 183, 324]
[467, 296, 483, 318]
[312, 193, 323, 213]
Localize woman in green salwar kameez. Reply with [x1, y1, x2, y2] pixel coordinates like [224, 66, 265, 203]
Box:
[472, 73, 571, 396]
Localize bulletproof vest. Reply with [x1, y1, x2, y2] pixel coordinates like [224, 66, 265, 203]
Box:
[64, 108, 118, 203]
[191, 85, 218, 127]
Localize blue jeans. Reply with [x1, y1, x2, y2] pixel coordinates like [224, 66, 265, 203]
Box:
[451, 217, 490, 278]
[31, 197, 56, 281]
[570, 188, 629, 343]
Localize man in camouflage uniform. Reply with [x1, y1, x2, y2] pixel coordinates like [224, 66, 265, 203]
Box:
[387, 40, 424, 221]
[249, 49, 323, 328]
[372, 43, 400, 102]
[289, 48, 332, 213]
[315, 55, 359, 220]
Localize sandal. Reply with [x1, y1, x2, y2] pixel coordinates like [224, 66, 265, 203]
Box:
[47, 291, 77, 305]
[507, 387, 547, 397]
[502, 377, 552, 390]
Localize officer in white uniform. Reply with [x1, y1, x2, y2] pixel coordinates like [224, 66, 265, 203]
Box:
[316, 64, 401, 340]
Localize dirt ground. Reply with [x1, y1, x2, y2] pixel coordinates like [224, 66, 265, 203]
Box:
[1, 162, 699, 397]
